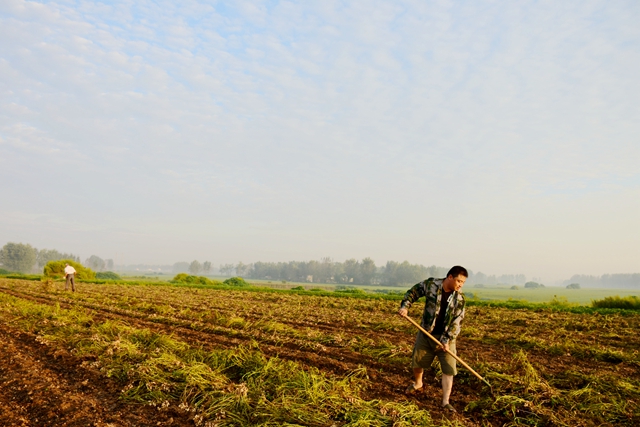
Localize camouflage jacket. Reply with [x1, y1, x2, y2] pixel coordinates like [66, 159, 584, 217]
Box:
[400, 277, 466, 345]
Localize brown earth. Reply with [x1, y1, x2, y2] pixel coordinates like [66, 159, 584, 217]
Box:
[0, 323, 192, 427]
[0, 281, 638, 426]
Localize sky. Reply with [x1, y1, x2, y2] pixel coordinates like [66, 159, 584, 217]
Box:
[1, 0, 639, 283]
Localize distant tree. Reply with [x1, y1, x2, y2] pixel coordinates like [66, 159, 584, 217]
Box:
[524, 281, 544, 289]
[0, 242, 38, 273]
[305, 260, 320, 282]
[37, 249, 80, 268]
[333, 261, 345, 283]
[566, 283, 581, 289]
[172, 262, 190, 273]
[473, 272, 488, 284]
[318, 257, 335, 283]
[219, 263, 235, 276]
[235, 262, 248, 277]
[360, 257, 377, 285]
[249, 261, 269, 279]
[511, 285, 519, 290]
[189, 260, 202, 275]
[498, 274, 516, 285]
[106, 259, 114, 270]
[280, 261, 298, 281]
[382, 260, 424, 286]
[343, 258, 359, 283]
[37, 250, 53, 268]
[85, 255, 106, 271]
[202, 261, 212, 274]
[425, 265, 449, 279]
[382, 261, 399, 286]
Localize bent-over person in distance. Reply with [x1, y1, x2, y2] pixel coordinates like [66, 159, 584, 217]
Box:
[64, 263, 77, 292]
[398, 265, 468, 413]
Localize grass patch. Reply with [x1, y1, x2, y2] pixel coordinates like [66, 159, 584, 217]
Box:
[592, 296, 640, 310]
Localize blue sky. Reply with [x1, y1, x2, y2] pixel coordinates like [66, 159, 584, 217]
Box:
[1, 0, 639, 282]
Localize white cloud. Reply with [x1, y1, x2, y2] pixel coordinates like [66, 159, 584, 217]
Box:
[0, 0, 638, 280]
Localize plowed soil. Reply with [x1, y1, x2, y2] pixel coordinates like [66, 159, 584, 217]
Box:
[1, 279, 638, 426]
[0, 323, 192, 427]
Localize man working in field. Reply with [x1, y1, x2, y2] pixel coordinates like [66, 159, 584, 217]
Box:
[64, 263, 77, 292]
[398, 265, 468, 413]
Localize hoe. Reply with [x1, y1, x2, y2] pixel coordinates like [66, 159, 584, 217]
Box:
[401, 314, 492, 390]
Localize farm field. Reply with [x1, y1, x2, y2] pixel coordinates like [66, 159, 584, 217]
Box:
[211, 280, 640, 306]
[0, 278, 638, 426]
[465, 286, 640, 305]
[107, 274, 640, 305]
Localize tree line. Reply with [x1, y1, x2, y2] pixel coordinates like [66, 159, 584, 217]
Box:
[0, 242, 111, 274]
[0, 241, 540, 286]
[212, 258, 451, 287]
[5, 240, 638, 289]
[214, 259, 541, 287]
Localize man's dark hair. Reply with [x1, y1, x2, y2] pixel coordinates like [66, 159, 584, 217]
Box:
[447, 265, 468, 278]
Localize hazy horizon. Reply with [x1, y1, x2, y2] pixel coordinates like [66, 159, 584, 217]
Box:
[3, 239, 638, 287]
[1, 1, 639, 284]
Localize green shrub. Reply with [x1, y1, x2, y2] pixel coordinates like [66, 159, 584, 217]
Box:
[0, 268, 11, 275]
[592, 295, 640, 310]
[43, 259, 96, 280]
[510, 285, 519, 290]
[223, 276, 249, 287]
[290, 286, 305, 291]
[566, 283, 581, 289]
[171, 273, 221, 286]
[335, 286, 366, 294]
[96, 271, 122, 280]
[172, 273, 188, 283]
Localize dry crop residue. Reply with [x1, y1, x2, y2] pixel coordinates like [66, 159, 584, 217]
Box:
[0, 322, 191, 426]
[0, 278, 638, 426]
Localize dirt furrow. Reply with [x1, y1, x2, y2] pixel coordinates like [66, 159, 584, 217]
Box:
[0, 323, 192, 427]
[0, 286, 409, 376]
[0, 286, 484, 419]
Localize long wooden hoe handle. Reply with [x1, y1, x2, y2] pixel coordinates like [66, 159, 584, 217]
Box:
[401, 314, 491, 388]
